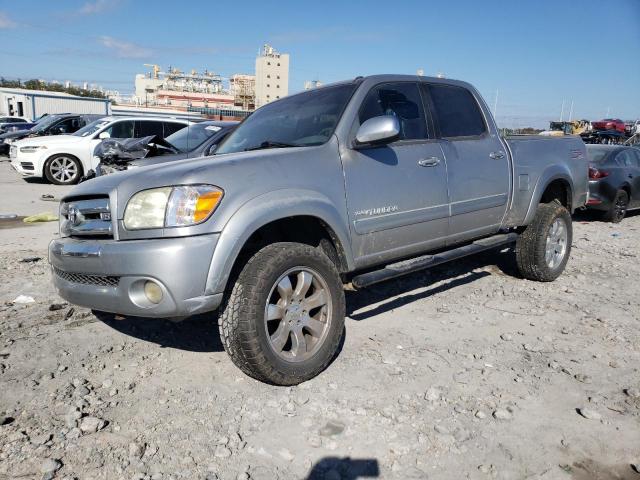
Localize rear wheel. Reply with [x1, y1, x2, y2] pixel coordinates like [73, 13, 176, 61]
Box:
[516, 202, 572, 282]
[603, 190, 629, 223]
[44, 154, 82, 185]
[218, 242, 345, 385]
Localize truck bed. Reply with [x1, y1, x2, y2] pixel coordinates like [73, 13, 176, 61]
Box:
[502, 134, 588, 226]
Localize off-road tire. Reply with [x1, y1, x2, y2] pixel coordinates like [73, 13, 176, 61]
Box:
[44, 154, 83, 185]
[516, 202, 572, 282]
[218, 242, 345, 385]
[603, 190, 629, 223]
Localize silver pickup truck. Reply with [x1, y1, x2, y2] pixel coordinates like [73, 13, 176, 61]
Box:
[49, 75, 588, 385]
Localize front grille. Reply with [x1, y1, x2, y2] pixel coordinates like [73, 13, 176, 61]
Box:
[61, 196, 113, 238]
[54, 266, 120, 287]
[20, 162, 34, 170]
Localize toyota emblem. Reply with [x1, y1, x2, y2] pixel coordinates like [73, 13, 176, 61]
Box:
[68, 206, 79, 225]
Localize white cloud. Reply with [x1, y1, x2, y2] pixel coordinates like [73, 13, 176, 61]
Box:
[99, 35, 153, 59]
[79, 0, 116, 15]
[0, 11, 16, 28]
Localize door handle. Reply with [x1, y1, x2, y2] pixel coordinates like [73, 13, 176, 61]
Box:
[418, 157, 441, 167]
[489, 151, 505, 159]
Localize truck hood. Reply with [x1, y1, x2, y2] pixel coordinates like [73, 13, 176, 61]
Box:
[63, 141, 335, 220]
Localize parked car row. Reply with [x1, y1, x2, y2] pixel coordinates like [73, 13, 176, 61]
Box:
[0, 113, 101, 156]
[7, 116, 193, 184]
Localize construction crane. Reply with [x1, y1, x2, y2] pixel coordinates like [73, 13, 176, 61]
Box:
[143, 64, 162, 79]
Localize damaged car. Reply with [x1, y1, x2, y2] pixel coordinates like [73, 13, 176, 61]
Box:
[93, 121, 238, 177]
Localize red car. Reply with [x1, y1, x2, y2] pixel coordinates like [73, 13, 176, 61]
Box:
[592, 118, 626, 133]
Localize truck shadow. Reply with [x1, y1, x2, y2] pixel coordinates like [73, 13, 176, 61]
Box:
[346, 247, 516, 321]
[94, 247, 516, 351]
[94, 310, 224, 353]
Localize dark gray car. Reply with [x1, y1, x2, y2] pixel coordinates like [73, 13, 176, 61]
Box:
[95, 121, 238, 176]
[586, 145, 640, 222]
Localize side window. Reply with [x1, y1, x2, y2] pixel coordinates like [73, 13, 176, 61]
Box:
[428, 84, 486, 138]
[617, 150, 638, 168]
[135, 120, 164, 138]
[53, 118, 76, 133]
[359, 82, 427, 141]
[106, 120, 134, 138]
[163, 122, 186, 137]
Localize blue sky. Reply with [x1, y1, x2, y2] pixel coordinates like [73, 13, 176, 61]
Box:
[0, 0, 639, 128]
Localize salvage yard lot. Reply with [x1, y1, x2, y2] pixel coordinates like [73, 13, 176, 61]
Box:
[0, 158, 639, 479]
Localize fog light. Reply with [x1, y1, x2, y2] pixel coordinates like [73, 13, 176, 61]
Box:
[144, 281, 163, 304]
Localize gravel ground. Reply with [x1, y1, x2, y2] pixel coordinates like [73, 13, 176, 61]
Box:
[1, 160, 639, 480]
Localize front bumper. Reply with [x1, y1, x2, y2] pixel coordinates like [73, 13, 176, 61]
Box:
[49, 234, 222, 318]
[10, 150, 40, 177]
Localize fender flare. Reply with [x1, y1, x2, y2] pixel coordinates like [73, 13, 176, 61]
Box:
[204, 189, 354, 295]
[523, 164, 574, 225]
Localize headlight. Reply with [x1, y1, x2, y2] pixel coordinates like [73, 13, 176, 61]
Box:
[19, 145, 47, 153]
[123, 185, 223, 230]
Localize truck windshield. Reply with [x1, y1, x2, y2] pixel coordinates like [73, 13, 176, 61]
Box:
[216, 83, 357, 154]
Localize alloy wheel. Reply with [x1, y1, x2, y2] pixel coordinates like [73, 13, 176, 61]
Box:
[264, 267, 332, 362]
[545, 217, 568, 269]
[49, 156, 78, 183]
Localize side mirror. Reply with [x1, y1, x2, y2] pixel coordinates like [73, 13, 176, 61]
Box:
[355, 115, 400, 146]
[98, 131, 110, 139]
[206, 144, 218, 156]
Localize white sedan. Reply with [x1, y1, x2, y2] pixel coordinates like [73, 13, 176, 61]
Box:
[10, 116, 190, 184]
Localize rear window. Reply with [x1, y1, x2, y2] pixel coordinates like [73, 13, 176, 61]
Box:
[586, 148, 612, 164]
[428, 84, 486, 138]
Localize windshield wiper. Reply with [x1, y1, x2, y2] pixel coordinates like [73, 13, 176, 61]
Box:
[244, 140, 300, 151]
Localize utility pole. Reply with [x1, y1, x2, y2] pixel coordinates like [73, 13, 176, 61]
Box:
[493, 89, 499, 118]
[560, 99, 565, 122]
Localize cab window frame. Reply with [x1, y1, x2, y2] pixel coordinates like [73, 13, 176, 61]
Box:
[422, 82, 489, 141]
[351, 81, 435, 148]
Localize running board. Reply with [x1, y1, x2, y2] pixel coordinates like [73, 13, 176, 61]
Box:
[351, 232, 519, 289]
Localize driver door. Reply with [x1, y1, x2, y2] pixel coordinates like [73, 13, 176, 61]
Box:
[341, 81, 450, 268]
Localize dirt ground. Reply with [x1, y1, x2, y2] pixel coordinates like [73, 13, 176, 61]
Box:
[0, 159, 639, 480]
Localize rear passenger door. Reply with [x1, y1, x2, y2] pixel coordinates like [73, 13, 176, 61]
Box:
[425, 83, 510, 244]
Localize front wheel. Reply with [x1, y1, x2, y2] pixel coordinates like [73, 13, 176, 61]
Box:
[516, 202, 572, 282]
[218, 242, 345, 385]
[44, 154, 82, 185]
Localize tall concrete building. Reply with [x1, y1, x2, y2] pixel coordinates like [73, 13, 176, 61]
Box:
[255, 44, 289, 108]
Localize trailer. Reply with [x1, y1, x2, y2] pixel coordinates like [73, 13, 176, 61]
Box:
[0, 88, 111, 120]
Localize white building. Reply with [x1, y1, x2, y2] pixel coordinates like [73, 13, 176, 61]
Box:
[255, 44, 289, 108]
[0, 88, 111, 120]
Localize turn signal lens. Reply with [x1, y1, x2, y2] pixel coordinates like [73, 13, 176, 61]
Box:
[194, 190, 224, 222]
[165, 185, 223, 227]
